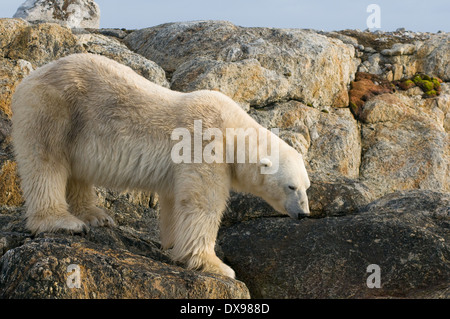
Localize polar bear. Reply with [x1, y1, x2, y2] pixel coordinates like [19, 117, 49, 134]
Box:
[11, 53, 310, 278]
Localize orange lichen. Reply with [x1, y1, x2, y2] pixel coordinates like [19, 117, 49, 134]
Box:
[348, 72, 394, 120]
[0, 160, 24, 207]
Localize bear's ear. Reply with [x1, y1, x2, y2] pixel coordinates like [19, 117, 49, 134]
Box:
[260, 157, 272, 167]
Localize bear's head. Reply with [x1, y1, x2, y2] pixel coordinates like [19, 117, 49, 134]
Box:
[249, 146, 311, 219]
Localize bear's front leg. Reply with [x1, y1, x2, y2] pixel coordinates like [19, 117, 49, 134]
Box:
[168, 187, 235, 278]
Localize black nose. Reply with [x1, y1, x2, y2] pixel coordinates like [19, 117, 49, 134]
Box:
[297, 213, 309, 220]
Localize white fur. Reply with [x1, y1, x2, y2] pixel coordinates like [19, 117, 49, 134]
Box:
[11, 53, 310, 278]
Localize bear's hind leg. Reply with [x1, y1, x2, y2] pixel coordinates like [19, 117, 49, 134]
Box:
[66, 178, 115, 227]
[21, 163, 87, 234]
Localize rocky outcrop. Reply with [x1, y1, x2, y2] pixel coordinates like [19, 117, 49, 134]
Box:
[13, 0, 100, 29]
[0, 206, 250, 299]
[0, 18, 449, 298]
[0, 236, 248, 299]
[170, 57, 291, 109]
[337, 29, 450, 82]
[124, 20, 359, 108]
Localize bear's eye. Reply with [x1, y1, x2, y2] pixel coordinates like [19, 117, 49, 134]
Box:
[288, 185, 297, 191]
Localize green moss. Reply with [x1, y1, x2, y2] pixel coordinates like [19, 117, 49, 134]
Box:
[421, 80, 434, 92]
[412, 75, 423, 84]
[432, 78, 441, 90]
[396, 74, 441, 97]
[424, 90, 437, 97]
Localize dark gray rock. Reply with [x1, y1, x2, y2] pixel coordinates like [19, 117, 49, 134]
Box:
[222, 192, 281, 227]
[307, 175, 375, 218]
[219, 190, 450, 298]
[223, 175, 375, 227]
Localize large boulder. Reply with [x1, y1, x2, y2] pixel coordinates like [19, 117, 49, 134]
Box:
[306, 175, 375, 218]
[124, 20, 359, 108]
[418, 34, 450, 82]
[0, 233, 249, 299]
[13, 0, 101, 29]
[219, 190, 450, 298]
[0, 203, 250, 299]
[359, 92, 449, 198]
[3, 22, 85, 68]
[75, 32, 169, 87]
[171, 57, 290, 108]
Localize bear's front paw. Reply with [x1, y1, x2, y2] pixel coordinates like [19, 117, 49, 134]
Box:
[214, 262, 236, 279]
[191, 254, 236, 279]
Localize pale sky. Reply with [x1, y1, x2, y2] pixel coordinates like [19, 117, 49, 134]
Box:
[1, 0, 449, 32]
